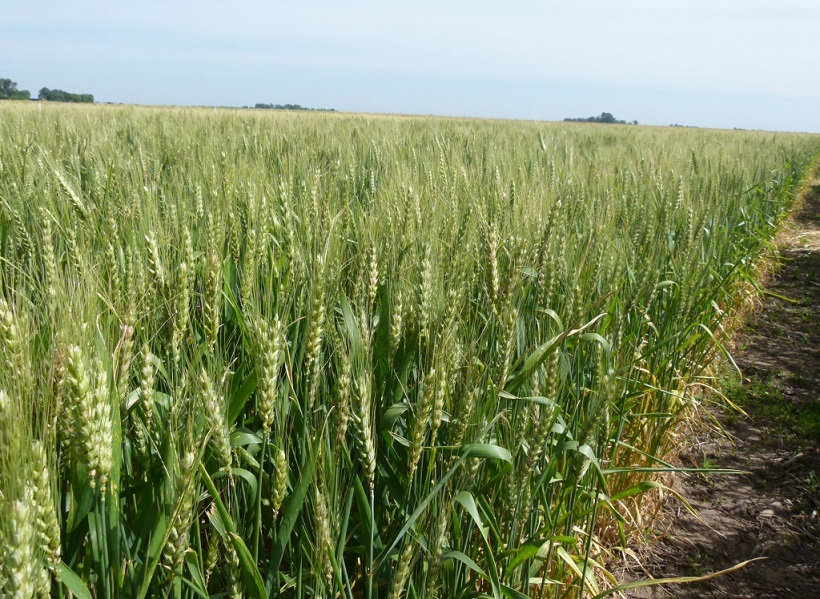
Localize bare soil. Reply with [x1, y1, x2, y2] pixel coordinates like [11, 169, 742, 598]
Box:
[617, 180, 820, 598]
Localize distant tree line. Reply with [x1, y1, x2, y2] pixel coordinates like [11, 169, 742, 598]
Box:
[254, 103, 335, 112]
[564, 112, 637, 125]
[39, 88, 94, 103]
[0, 78, 31, 100]
[1, 78, 95, 103]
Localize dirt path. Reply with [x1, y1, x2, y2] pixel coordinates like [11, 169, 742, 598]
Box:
[619, 179, 820, 598]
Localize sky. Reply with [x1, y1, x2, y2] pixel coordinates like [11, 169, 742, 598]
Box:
[2, 0, 819, 132]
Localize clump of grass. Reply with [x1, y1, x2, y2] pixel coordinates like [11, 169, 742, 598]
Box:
[722, 374, 820, 442]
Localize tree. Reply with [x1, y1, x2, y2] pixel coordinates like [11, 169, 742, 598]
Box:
[38, 87, 93, 103]
[0, 78, 31, 100]
[564, 111, 629, 124]
[0, 78, 16, 96]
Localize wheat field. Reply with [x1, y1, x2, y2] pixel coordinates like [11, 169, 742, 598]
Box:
[0, 102, 816, 597]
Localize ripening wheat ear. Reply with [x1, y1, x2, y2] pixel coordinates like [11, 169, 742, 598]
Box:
[487, 222, 501, 318]
[425, 499, 451, 596]
[31, 441, 61, 572]
[171, 261, 191, 365]
[115, 323, 135, 394]
[41, 212, 59, 310]
[104, 240, 121, 299]
[62, 224, 85, 280]
[305, 256, 326, 402]
[1, 487, 50, 597]
[64, 345, 114, 492]
[313, 474, 333, 586]
[145, 232, 165, 291]
[388, 540, 414, 599]
[332, 343, 351, 449]
[255, 315, 285, 432]
[200, 370, 232, 473]
[408, 368, 435, 482]
[203, 252, 222, 351]
[271, 446, 288, 517]
[163, 450, 197, 575]
[527, 352, 561, 470]
[350, 369, 376, 490]
[204, 512, 221, 585]
[390, 286, 405, 355]
[135, 344, 155, 454]
[227, 208, 241, 266]
[417, 247, 434, 343]
[367, 243, 379, 309]
[0, 297, 21, 373]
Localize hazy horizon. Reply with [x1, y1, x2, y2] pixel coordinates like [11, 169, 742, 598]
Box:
[3, 0, 820, 133]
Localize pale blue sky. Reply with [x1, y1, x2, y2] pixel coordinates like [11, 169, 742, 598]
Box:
[2, 0, 819, 132]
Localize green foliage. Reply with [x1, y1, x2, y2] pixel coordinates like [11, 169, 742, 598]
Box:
[721, 375, 820, 442]
[254, 103, 335, 112]
[38, 87, 93, 103]
[0, 78, 30, 100]
[563, 111, 632, 124]
[0, 101, 816, 597]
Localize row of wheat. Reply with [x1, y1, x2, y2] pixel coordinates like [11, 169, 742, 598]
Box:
[0, 103, 816, 598]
